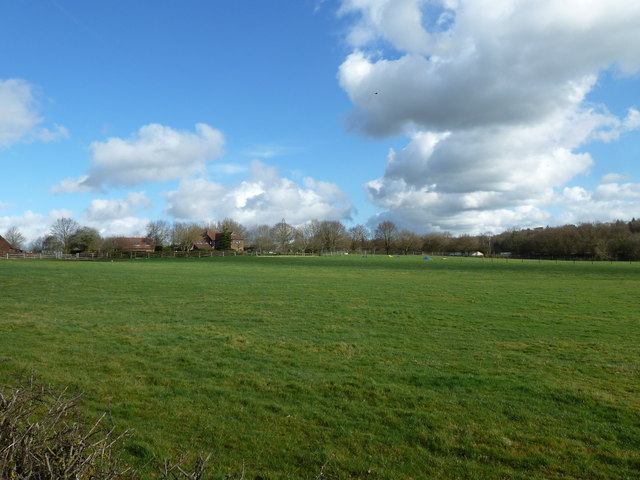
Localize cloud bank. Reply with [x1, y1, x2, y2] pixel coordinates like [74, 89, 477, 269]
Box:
[51, 120, 353, 233]
[338, 0, 640, 233]
[165, 160, 352, 226]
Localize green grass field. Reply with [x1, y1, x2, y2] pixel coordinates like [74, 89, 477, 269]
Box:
[1, 256, 638, 479]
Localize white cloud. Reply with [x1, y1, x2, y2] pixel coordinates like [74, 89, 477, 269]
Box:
[0, 78, 68, 147]
[558, 180, 640, 225]
[51, 175, 94, 194]
[84, 216, 150, 239]
[164, 160, 352, 226]
[0, 209, 75, 244]
[79, 192, 154, 237]
[53, 123, 225, 192]
[209, 163, 248, 175]
[338, 0, 640, 232]
[364, 108, 596, 233]
[0, 195, 153, 243]
[84, 192, 152, 221]
[244, 144, 303, 159]
[601, 173, 630, 183]
[339, 0, 640, 136]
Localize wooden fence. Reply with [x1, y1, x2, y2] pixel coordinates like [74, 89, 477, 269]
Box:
[0, 251, 241, 261]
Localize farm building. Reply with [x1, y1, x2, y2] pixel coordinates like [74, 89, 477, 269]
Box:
[113, 237, 155, 252]
[0, 235, 20, 253]
[191, 230, 244, 252]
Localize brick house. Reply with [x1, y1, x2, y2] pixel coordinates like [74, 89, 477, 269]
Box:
[113, 237, 155, 252]
[0, 235, 20, 253]
[191, 230, 244, 252]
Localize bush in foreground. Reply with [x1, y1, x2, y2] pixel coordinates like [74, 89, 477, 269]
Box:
[0, 379, 211, 480]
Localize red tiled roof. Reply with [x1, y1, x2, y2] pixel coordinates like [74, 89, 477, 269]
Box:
[191, 241, 214, 251]
[0, 235, 18, 253]
[203, 230, 243, 241]
[113, 237, 155, 251]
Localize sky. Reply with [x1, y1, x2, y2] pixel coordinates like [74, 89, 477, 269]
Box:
[1, 0, 640, 244]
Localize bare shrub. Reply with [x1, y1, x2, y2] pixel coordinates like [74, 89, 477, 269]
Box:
[0, 379, 211, 480]
[0, 379, 132, 479]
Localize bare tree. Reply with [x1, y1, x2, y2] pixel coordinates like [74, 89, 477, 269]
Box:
[271, 219, 295, 253]
[396, 229, 421, 254]
[29, 235, 58, 253]
[146, 220, 170, 249]
[3, 226, 25, 250]
[171, 222, 202, 251]
[214, 217, 247, 238]
[50, 218, 80, 253]
[247, 224, 274, 253]
[422, 232, 452, 254]
[451, 234, 480, 254]
[293, 222, 318, 253]
[316, 220, 348, 252]
[349, 224, 370, 252]
[374, 220, 397, 254]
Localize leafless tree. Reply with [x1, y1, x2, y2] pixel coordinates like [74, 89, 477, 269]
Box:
[171, 222, 202, 251]
[374, 220, 397, 254]
[396, 229, 421, 254]
[247, 224, 274, 253]
[271, 219, 295, 253]
[421, 232, 452, 254]
[293, 222, 317, 253]
[316, 220, 348, 252]
[214, 217, 247, 238]
[146, 220, 171, 248]
[348, 224, 370, 252]
[50, 217, 80, 253]
[3, 226, 25, 250]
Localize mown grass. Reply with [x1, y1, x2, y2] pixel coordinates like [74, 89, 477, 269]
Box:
[0, 256, 638, 479]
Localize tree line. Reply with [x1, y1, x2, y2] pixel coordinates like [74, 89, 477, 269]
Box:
[3, 217, 640, 260]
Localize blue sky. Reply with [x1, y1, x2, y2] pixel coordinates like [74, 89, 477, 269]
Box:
[2, 0, 640, 243]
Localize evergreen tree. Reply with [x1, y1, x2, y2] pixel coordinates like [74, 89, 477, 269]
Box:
[216, 227, 232, 250]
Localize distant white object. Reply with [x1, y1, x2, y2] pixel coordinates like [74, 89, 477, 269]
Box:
[471, 251, 484, 257]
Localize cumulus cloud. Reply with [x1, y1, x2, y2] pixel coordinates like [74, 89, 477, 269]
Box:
[0, 78, 68, 147]
[339, 0, 640, 136]
[558, 179, 640, 225]
[338, 0, 640, 232]
[53, 123, 225, 192]
[84, 192, 152, 221]
[164, 160, 352, 226]
[0, 194, 154, 244]
[78, 192, 154, 237]
[0, 209, 75, 244]
[84, 216, 150, 239]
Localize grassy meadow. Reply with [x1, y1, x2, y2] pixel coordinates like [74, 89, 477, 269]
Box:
[0, 255, 638, 479]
